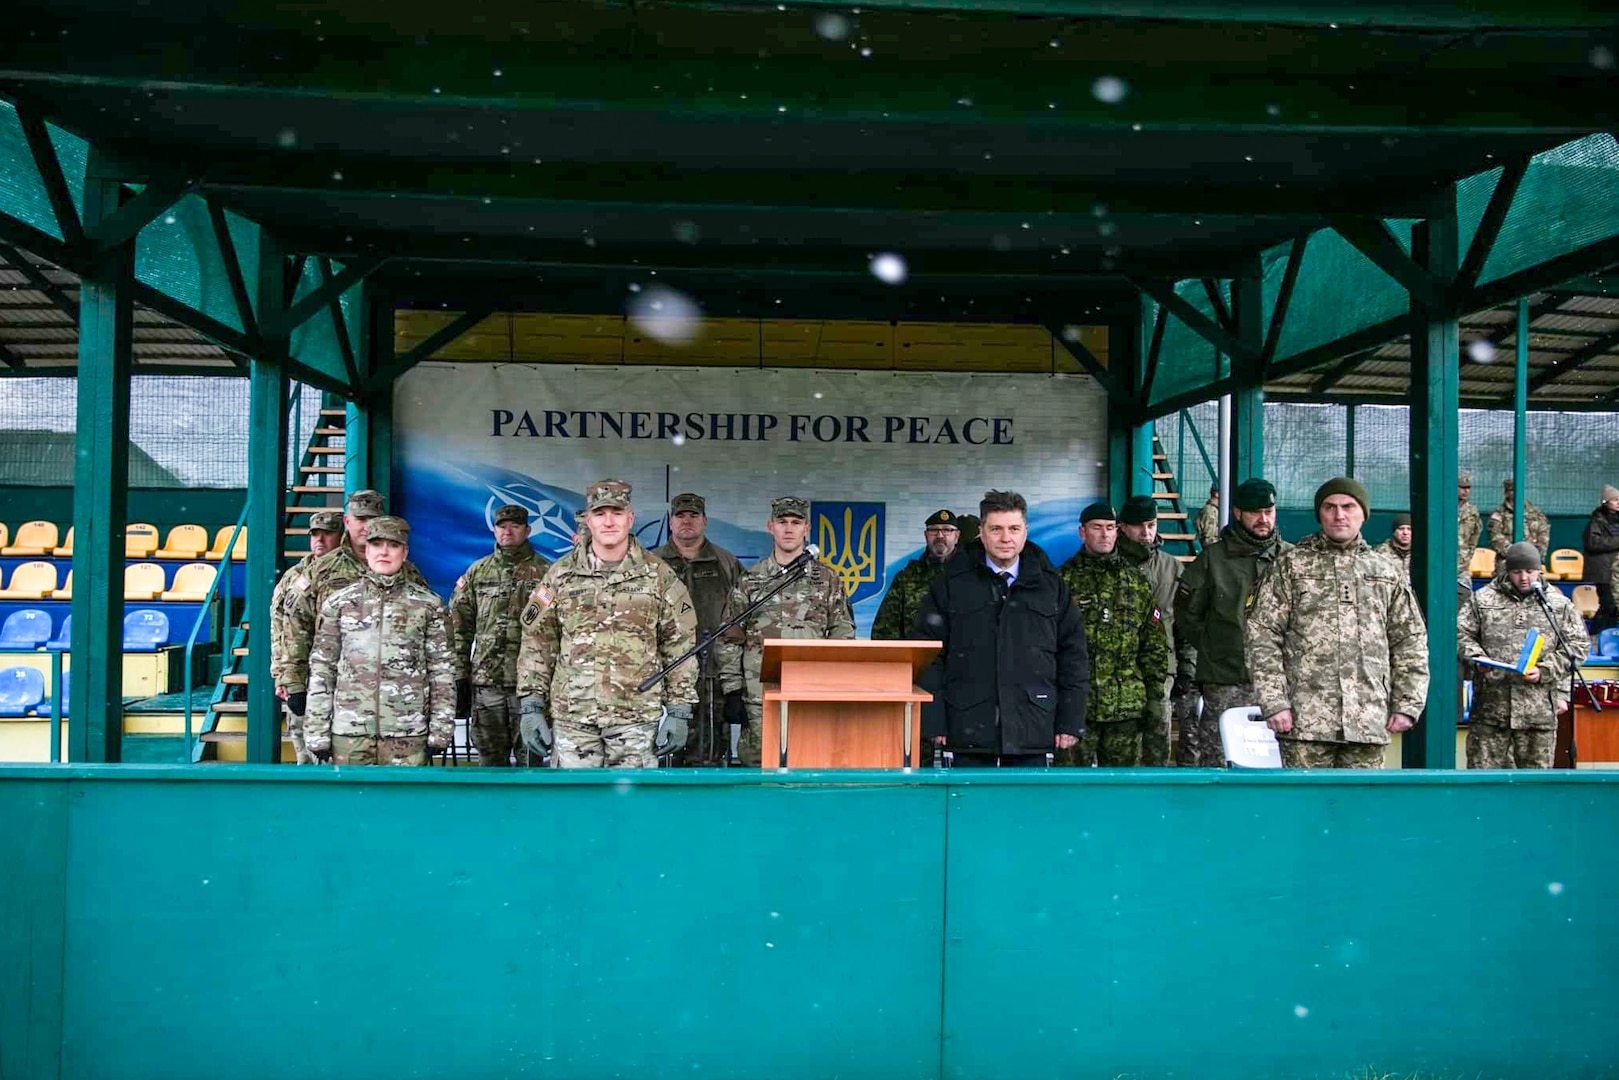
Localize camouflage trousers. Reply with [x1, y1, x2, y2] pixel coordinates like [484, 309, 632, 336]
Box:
[1140, 677, 1173, 767]
[1277, 738, 1385, 770]
[284, 703, 312, 764]
[1184, 683, 1259, 768]
[553, 715, 659, 769]
[331, 734, 430, 766]
[1466, 723, 1555, 769]
[472, 685, 542, 767]
[1057, 716, 1148, 767]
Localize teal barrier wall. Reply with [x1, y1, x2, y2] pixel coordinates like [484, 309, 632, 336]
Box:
[3, 766, 1618, 1080]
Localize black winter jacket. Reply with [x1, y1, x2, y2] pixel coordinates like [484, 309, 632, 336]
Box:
[1583, 506, 1619, 587]
[915, 542, 1089, 754]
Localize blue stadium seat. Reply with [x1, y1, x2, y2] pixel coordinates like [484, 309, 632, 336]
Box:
[1600, 628, 1619, 659]
[0, 608, 53, 650]
[123, 609, 170, 652]
[46, 614, 71, 652]
[45, 677, 68, 718]
[0, 666, 45, 717]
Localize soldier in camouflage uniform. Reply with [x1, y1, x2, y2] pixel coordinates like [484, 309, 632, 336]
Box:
[515, 480, 699, 769]
[872, 508, 961, 768]
[1175, 479, 1289, 766]
[1196, 486, 1221, 549]
[449, 504, 552, 767]
[1487, 478, 1552, 560]
[717, 495, 856, 767]
[1461, 542, 1588, 769]
[1458, 473, 1483, 578]
[1054, 503, 1170, 767]
[1116, 495, 1183, 767]
[1246, 477, 1430, 769]
[653, 493, 743, 765]
[270, 509, 343, 763]
[304, 516, 455, 766]
[1375, 512, 1414, 584]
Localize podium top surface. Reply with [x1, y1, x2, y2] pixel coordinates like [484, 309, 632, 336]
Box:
[760, 638, 940, 680]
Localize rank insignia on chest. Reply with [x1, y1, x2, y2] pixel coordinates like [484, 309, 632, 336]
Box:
[1341, 582, 1353, 604]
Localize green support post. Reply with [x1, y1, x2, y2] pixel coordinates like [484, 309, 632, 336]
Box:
[1106, 310, 1144, 509]
[68, 161, 132, 763]
[1230, 258, 1265, 482]
[1406, 192, 1461, 770]
[1131, 422, 1156, 498]
[1513, 298, 1528, 544]
[1345, 404, 1357, 479]
[245, 238, 290, 764]
[346, 289, 394, 500]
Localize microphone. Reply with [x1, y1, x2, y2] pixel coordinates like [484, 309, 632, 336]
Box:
[1531, 580, 1549, 600]
[794, 543, 821, 566]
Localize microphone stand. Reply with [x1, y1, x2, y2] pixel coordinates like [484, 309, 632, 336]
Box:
[1533, 583, 1600, 768]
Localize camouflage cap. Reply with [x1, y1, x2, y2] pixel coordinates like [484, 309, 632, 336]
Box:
[671, 492, 706, 514]
[365, 515, 410, 544]
[493, 504, 528, 527]
[924, 509, 958, 529]
[308, 510, 344, 533]
[771, 495, 810, 519]
[346, 489, 386, 519]
[1458, 472, 1473, 487]
[585, 479, 632, 510]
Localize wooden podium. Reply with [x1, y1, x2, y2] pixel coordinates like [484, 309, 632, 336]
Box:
[759, 639, 940, 770]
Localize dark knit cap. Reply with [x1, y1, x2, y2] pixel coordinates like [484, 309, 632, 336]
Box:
[1392, 513, 1412, 528]
[1503, 541, 1541, 572]
[1080, 502, 1117, 525]
[1233, 478, 1276, 512]
[1120, 496, 1158, 525]
[1314, 476, 1370, 519]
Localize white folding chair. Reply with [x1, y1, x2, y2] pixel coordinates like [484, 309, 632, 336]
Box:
[1218, 705, 1282, 769]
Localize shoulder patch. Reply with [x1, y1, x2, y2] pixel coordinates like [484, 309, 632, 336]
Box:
[292, 574, 311, 592]
[455, 574, 466, 591]
[1151, 607, 1162, 622]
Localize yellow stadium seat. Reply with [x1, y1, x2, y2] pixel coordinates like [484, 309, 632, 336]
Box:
[161, 562, 217, 602]
[1547, 549, 1583, 582]
[52, 526, 73, 557]
[124, 562, 166, 601]
[125, 523, 160, 559]
[0, 561, 59, 600]
[207, 525, 248, 561]
[1572, 584, 1600, 620]
[2, 520, 59, 557]
[51, 569, 72, 600]
[154, 524, 209, 560]
[1469, 547, 1497, 579]
[0, 523, 8, 550]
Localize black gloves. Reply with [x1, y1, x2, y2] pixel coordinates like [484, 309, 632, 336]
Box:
[723, 691, 747, 727]
[286, 690, 307, 716]
[454, 679, 472, 718]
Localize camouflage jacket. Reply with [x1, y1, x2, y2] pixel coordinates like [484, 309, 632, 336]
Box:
[871, 554, 950, 640]
[1374, 539, 1413, 584]
[278, 542, 428, 692]
[652, 539, 744, 641]
[448, 541, 551, 688]
[1460, 576, 1588, 730]
[515, 539, 699, 726]
[304, 570, 455, 751]
[1486, 501, 1551, 558]
[1195, 502, 1221, 548]
[1055, 549, 1170, 724]
[1245, 532, 1430, 745]
[717, 555, 856, 721]
[269, 552, 318, 687]
[1174, 523, 1289, 686]
[1458, 502, 1483, 575]
[1117, 535, 1185, 672]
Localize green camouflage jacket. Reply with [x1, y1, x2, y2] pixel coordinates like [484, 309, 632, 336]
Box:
[1487, 501, 1552, 558]
[1460, 576, 1587, 730]
[278, 541, 428, 692]
[870, 554, 949, 640]
[448, 541, 551, 688]
[717, 555, 855, 723]
[1174, 522, 1288, 686]
[1056, 549, 1170, 724]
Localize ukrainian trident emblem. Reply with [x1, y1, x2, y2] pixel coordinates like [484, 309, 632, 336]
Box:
[813, 501, 885, 605]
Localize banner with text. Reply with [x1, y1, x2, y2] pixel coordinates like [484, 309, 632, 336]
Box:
[394, 364, 1106, 634]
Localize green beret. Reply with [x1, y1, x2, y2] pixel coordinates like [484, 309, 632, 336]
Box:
[1233, 478, 1276, 512]
[1314, 476, 1370, 519]
[1120, 496, 1158, 525]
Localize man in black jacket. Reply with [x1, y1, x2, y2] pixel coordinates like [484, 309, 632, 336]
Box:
[1584, 484, 1619, 634]
[915, 489, 1090, 766]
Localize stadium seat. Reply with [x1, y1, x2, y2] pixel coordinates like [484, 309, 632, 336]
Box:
[52, 526, 73, 556]
[0, 609, 54, 650]
[46, 614, 71, 652]
[1572, 584, 1601, 620]
[1219, 705, 1282, 769]
[124, 562, 166, 601]
[1468, 547, 1497, 579]
[1600, 629, 1619, 660]
[0, 667, 45, 717]
[1, 520, 59, 557]
[208, 525, 248, 561]
[0, 561, 58, 600]
[123, 609, 170, 652]
[154, 524, 210, 560]
[161, 562, 217, 602]
[125, 523, 160, 559]
[0, 523, 8, 550]
[1547, 549, 1583, 581]
[51, 569, 72, 600]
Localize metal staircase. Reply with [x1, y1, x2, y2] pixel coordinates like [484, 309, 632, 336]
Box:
[1150, 431, 1201, 564]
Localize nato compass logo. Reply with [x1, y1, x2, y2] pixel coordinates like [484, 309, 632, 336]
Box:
[812, 501, 885, 604]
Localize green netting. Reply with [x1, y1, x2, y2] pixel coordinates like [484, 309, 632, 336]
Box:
[288, 258, 357, 384]
[134, 192, 246, 334]
[45, 121, 86, 224]
[1266, 403, 1355, 508]
[225, 208, 260, 321]
[1479, 133, 1619, 287]
[1156, 400, 1219, 496]
[1455, 164, 1501, 270]
[1148, 283, 1229, 406]
[1344, 404, 1409, 510]
[1272, 223, 1411, 363]
[0, 98, 63, 241]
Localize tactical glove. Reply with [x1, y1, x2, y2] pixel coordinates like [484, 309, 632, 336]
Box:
[656, 703, 693, 757]
[285, 690, 307, 716]
[454, 679, 472, 718]
[519, 694, 553, 756]
[309, 743, 333, 764]
[1171, 673, 1196, 699]
[723, 690, 748, 727]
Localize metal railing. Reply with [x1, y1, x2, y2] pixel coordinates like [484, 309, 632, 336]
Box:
[182, 499, 250, 760]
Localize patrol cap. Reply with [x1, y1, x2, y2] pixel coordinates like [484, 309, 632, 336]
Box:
[308, 510, 344, 533]
[1233, 478, 1277, 512]
[670, 493, 706, 514]
[771, 495, 810, 519]
[1392, 512, 1413, 528]
[346, 489, 386, 519]
[585, 479, 633, 510]
[494, 504, 529, 527]
[924, 509, 958, 529]
[1502, 476, 1515, 491]
[1080, 502, 1117, 525]
[1503, 541, 1541, 572]
[1458, 472, 1473, 487]
[1120, 496, 1158, 525]
[365, 515, 410, 544]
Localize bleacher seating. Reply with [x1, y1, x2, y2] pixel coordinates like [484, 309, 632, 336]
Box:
[52, 526, 73, 557]
[1468, 547, 1498, 579]
[125, 523, 160, 558]
[0, 561, 58, 600]
[154, 524, 210, 560]
[0, 667, 45, 717]
[208, 525, 247, 561]
[1599, 628, 1619, 660]
[46, 615, 71, 652]
[1, 520, 58, 557]
[51, 570, 72, 600]
[0, 523, 8, 550]
[123, 609, 170, 652]
[161, 563, 217, 602]
[1547, 549, 1584, 581]
[1572, 584, 1601, 619]
[124, 562, 166, 601]
[0, 609, 53, 650]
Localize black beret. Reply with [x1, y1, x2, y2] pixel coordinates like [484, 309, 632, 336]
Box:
[1080, 502, 1117, 525]
[1120, 496, 1158, 525]
[924, 509, 958, 528]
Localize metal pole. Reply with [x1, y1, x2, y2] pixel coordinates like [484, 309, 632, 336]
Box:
[1216, 392, 1232, 529]
[1345, 404, 1357, 479]
[1513, 297, 1528, 545]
